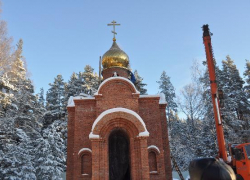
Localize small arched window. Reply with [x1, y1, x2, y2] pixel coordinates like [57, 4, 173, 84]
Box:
[81, 153, 92, 175]
[148, 151, 157, 172]
[147, 145, 160, 174]
[78, 148, 92, 176]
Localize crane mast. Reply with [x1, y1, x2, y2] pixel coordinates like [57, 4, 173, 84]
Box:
[202, 25, 228, 162]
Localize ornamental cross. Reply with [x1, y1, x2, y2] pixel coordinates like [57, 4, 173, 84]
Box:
[108, 20, 120, 41]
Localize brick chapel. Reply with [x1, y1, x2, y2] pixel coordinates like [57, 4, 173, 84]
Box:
[66, 22, 172, 180]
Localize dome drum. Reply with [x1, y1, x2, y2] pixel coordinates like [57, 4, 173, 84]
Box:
[102, 66, 130, 80]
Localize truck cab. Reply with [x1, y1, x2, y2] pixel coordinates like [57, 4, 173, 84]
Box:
[229, 143, 250, 180]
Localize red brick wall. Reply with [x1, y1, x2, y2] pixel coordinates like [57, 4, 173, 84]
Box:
[72, 99, 96, 180]
[102, 67, 130, 80]
[160, 104, 173, 180]
[96, 79, 139, 115]
[66, 77, 172, 180]
[139, 98, 168, 180]
[66, 107, 75, 180]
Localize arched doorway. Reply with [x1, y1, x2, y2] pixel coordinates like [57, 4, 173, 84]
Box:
[109, 129, 131, 180]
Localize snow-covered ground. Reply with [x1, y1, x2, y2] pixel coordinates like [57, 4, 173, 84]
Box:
[62, 171, 190, 180]
[172, 171, 190, 180]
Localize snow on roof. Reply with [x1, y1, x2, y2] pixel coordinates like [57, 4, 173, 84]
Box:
[159, 93, 167, 104]
[67, 96, 75, 107]
[67, 95, 95, 107]
[139, 95, 160, 98]
[78, 148, 92, 155]
[89, 107, 149, 139]
[95, 77, 140, 95]
[139, 93, 167, 104]
[148, 145, 160, 154]
[73, 96, 95, 100]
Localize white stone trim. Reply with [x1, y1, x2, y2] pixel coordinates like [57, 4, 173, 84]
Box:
[148, 145, 160, 154]
[139, 131, 150, 137]
[95, 77, 140, 95]
[89, 132, 100, 139]
[78, 148, 92, 155]
[89, 107, 149, 139]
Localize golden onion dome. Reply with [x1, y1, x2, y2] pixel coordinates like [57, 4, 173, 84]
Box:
[102, 41, 129, 69]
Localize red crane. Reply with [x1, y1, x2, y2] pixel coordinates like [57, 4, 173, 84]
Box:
[202, 24, 250, 180]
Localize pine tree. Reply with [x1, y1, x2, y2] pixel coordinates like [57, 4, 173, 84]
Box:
[221, 56, 245, 118]
[244, 60, 250, 98]
[45, 75, 65, 126]
[0, 126, 36, 180]
[64, 65, 99, 105]
[220, 56, 248, 142]
[134, 70, 147, 95]
[157, 71, 177, 121]
[34, 120, 66, 180]
[38, 88, 45, 107]
[169, 118, 197, 170]
[64, 72, 85, 106]
[243, 60, 250, 139]
[81, 65, 99, 95]
[0, 13, 64, 179]
[0, 21, 12, 76]
[0, 20, 15, 117]
[4, 40, 42, 133]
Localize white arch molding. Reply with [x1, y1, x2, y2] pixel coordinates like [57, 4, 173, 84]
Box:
[78, 148, 92, 156]
[148, 145, 160, 154]
[89, 107, 149, 139]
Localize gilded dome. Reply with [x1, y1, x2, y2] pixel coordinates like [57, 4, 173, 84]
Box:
[102, 41, 129, 69]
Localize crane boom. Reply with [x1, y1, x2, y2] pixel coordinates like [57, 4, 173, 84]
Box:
[202, 24, 228, 162]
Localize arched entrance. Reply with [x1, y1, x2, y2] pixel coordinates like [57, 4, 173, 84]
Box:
[109, 129, 131, 180]
[89, 108, 150, 180]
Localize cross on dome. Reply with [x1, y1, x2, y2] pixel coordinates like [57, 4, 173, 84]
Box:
[107, 20, 120, 41]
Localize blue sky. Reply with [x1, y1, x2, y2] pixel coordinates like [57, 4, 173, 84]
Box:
[2, 0, 250, 97]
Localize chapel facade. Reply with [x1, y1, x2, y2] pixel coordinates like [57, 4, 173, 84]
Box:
[66, 24, 172, 180]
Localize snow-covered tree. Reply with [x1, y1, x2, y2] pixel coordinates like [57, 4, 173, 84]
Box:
[0, 126, 36, 180]
[81, 65, 99, 95]
[64, 72, 85, 106]
[38, 88, 45, 107]
[0, 11, 65, 179]
[34, 120, 66, 180]
[243, 60, 250, 139]
[221, 56, 246, 118]
[219, 56, 248, 143]
[178, 61, 205, 127]
[45, 75, 65, 126]
[244, 60, 250, 98]
[169, 117, 201, 170]
[157, 71, 177, 122]
[0, 21, 12, 76]
[65, 72, 79, 97]
[178, 83, 204, 128]
[134, 70, 147, 95]
[198, 58, 228, 158]
[0, 18, 15, 117]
